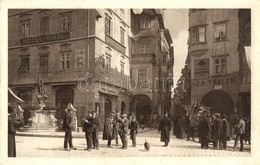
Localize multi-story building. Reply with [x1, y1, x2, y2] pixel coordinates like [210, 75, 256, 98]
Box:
[8, 9, 132, 127]
[130, 9, 173, 126]
[188, 9, 251, 117]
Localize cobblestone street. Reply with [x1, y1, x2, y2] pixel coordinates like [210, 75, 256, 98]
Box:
[15, 129, 250, 157]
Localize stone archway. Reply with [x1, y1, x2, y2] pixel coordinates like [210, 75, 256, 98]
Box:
[201, 90, 234, 117]
[133, 94, 151, 126]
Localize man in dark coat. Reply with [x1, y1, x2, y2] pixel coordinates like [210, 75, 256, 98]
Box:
[103, 112, 115, 148]
[129, 115, 139, 147]
[8, 106, 16, 157]
[114, 112, 121, 145]
[62, 107, 76, 151]
[158, 112, 171, 147]
[83, 111, 94, 151]
[92, 111, 100, 150]
[212, 113, 223, 149]
[117, 113, 129, 149]
[199, 110, 211, 149]
[221, 114, 230, 149]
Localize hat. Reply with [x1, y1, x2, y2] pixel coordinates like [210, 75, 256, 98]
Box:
[116, 112, 120, 116]
[214, 113, 220, 117]
[121, 113, 127, 117]
[110, 112, 115, 116]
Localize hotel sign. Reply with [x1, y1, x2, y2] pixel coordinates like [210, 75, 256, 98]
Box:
[20, 32, 70, 45]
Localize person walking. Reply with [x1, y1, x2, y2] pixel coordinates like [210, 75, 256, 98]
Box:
[221, 114, 230, 150]
[245, 117, 251, 145]
[158, 112, 171, 147]
[183, 112, 191, 141]
[83, 111, 94, 151]
[117, 113, 129, 149]
[92, 111, 100, 150]
[233, 114, 246, 151]
[62, 107, 77, 151]
[212, 113, 223, 150]
[8, 106, 16, 157]
[129, 115, 139, 147]
[103, 112, 115, 148]
[114, 112, 121, 145]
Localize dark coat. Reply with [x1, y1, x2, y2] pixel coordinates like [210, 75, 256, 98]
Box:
[92, 117, 100, 139]
[158, 117, 171, 142]
[212, 117, 222, 140]
[102, 117, 115, 140]
[129, 120, 139, 139]
[118, 118, 129, 134]
[62, 112, 73, 131]
[83, 117, 94, 133]
[221, 118, 230, 138]
[200, 117, 211, 139]
[8, 115, 16, 157]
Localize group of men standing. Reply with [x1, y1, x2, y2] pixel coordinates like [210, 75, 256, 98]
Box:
[197, 111, 246, 152]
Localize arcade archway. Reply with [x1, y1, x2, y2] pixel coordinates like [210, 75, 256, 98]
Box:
[201, 90, 234, 117]
[133, 94, 151, 125]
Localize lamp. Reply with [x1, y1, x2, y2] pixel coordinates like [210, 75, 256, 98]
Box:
[133, 9, 143, 15]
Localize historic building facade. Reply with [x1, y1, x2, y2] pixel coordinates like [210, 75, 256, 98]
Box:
[188, 9, 251, 117]
[8, 9, 132, 127]
[130, 9, 174, 126]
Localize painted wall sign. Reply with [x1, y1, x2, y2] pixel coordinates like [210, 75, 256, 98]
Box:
[20, 32, 70, 45]
[194, 58, 209, 78]
[193, 76, 238, 87]
[75, 49, 85, 70]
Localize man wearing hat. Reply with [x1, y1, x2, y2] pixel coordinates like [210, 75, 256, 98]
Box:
[114, 112, 121, 145]
[103, 112, 116, 148]
[117, 113, 129, 149]
[62, 106, 77, 151]
[158, 112, 171, 147]
[212, 113, 223, 150]
[129, 115, 139, 147]
[83, 111, 94, 151]
[92, 111, 100, 150]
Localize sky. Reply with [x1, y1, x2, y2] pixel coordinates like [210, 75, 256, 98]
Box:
[164, 9, 189, 88]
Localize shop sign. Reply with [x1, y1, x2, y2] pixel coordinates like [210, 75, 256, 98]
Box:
[193, 76, 238, 87]
[194, 58, 209, 78]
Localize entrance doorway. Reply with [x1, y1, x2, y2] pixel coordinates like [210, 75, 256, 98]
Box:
[56, 87, 74, 120]
[134, 94, 151, 126]
[104, 99, 112, 119]
[201, 90, 234, 117]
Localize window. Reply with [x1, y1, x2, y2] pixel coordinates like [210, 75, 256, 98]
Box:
[21, 20, 30, 38]
[61, 52, 70, 70]
[120, 28, 125, 45]
[189, 25, 206, 44]
[40, 17, 50, 35]
[39, 55, 48, 72]
[215, 57, 227, 75]
[121, 62, 124, 77]
[214, 22, 227, 41]
[105, 16, 113, 37]
[140, 18, 150, 29]
[61, 12, 71, 31]
[139, 43, 150, 53]
[19, 57, 30, 74]
[138, 69, 147, 81]
[105, 55, 111, 70]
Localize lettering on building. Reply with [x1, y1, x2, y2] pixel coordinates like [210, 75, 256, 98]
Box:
[193, 76, 238, 87]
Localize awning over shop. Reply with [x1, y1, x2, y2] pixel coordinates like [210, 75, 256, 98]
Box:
[8, 88, 24, 103]
[245, 46, 251, 70]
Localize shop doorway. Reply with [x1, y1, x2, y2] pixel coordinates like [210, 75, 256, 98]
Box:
[56, 87, 74, 120]
[201, 90, 234, 117]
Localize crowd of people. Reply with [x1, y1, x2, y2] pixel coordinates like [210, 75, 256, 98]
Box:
[178, 109, 251, 152]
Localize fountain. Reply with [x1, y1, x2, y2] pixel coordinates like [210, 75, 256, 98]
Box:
[21, 77, 57, 131]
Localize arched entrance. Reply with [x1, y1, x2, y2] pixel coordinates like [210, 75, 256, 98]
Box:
[56, 87, 74, 120]
[121, 101, 125, 114]
[104, 99, 112, 119]
[134, 94, 151, 126]
[201, 90, 234, 117]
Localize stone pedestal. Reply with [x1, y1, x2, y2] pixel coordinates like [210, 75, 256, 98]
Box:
[21, 109, 57, 131]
